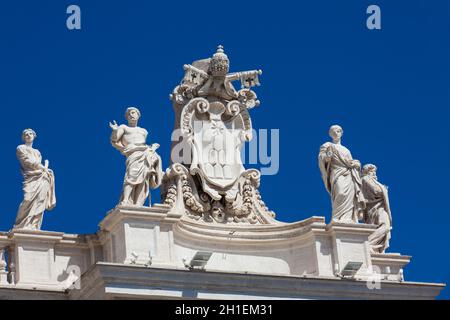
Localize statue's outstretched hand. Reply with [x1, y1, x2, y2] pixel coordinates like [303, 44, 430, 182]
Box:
[109, 120, 119, 131]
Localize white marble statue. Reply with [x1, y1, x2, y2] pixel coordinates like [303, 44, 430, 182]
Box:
[110, 107, 163, 206]
[318, 125, 365, 223]
[361, 164, 392, 253]
[14, 129, 56, 230]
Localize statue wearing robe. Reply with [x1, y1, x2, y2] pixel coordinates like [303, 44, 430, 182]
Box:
[118, 143, 163, 206]
[361, 166, 392, 253]
[110, 107, 163, 207]
[318, 142, 365, 223]
[15, 145, 56, 230]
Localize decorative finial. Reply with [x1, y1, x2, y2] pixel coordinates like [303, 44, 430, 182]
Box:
[212, 45, 228, 60]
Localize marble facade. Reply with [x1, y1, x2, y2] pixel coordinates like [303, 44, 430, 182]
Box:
[0, 205, 445, 299]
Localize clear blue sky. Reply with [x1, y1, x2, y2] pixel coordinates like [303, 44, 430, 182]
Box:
[0, 0, 449, 298]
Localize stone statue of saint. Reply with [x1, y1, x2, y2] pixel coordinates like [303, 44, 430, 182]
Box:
[109, 107, 163, 206]
[318, 125, 365, 223]
[14, 129, 56, 230]
[361, 164, 392, 253]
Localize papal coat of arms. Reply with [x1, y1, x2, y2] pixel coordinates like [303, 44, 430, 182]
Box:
[162, 46, 276, 224]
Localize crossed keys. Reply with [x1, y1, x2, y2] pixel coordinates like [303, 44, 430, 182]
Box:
[183, 64, 208, 85]
[237, 70, 262, 89]
[182, 63, 262, 90]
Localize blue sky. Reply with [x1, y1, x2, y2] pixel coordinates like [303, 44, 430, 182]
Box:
[0, 0, 449, 298]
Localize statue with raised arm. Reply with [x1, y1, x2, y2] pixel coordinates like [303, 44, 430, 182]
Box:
[14, 129, 56, 230]
[318, 125, 365, 223]
[361, 164, 392, 253]
[109, 107, 163, 206]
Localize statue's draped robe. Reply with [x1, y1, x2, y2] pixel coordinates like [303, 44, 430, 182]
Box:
[120, 144, 163, 206]
[318, 143, 365, 222]
[362, 174, 392, 253]
[15, 145, 56, 230]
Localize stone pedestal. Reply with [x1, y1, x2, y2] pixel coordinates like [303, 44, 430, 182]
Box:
[8, 229, 64, 289]
[326, 221, 376, 278]
[99, 204, 179, 266]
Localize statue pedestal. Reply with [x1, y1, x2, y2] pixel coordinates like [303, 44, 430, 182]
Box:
[326, 221, 375, 278]
[8, 229, 64, 289]
[99, 204, 180, 266]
